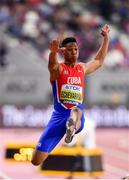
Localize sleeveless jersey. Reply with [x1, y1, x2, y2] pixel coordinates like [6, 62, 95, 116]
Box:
[51, 63, 85, 112]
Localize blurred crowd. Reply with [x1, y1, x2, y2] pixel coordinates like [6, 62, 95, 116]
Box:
[0, 0, 129, 68]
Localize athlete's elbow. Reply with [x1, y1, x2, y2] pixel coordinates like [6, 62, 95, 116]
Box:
[99, 63, 103, 68]
[94, 59, 103, 68]
[98, 60, 104, 68]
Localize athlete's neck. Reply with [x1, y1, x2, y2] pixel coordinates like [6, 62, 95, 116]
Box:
[64, 62, 76, 68]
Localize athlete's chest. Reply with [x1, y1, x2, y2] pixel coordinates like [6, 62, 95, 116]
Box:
[58, 66, 84, 86]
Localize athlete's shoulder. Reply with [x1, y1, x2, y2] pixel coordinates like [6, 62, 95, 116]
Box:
[59, 62, 65, 66]
[76, 62, 85, 72]
[77, 62, 84, 67]
[60, 62, 70, 70]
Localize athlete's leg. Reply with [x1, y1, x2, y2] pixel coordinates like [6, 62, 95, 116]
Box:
[65, 107, 82, 143]
[31, 111, 67, 166]
[31, 149, 49, 166]
[70, 107, 82, 130]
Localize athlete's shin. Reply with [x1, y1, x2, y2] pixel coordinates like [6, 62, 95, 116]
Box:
[70, 107, 82, 130]
[65, 107, 82, 143]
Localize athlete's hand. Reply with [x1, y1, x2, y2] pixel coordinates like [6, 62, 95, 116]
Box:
[101, 24, 110, 38]
[50, 39, 65, 53]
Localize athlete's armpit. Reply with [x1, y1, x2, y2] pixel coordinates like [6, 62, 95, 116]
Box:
[49, 63, 62, 82]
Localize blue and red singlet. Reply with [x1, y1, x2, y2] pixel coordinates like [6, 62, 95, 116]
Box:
[52, 63, 85, 112]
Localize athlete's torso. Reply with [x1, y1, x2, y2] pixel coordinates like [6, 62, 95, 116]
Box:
[51, 63, 85, 112]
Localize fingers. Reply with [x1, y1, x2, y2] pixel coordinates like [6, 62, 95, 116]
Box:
[50, 39, 65, 53]
[101, 24, 110, 36]
[51, 39, 59, 46]
[102, 24, 110, 32]
[58, 47, 66, 53]
[50, 39, 59, 52]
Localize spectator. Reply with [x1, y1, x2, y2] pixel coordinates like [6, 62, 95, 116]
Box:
[22, 10, 40, 40]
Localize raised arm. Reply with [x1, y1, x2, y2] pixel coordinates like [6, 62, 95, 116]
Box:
[83, 24, 110, 75]
[48, 40, 65, 82]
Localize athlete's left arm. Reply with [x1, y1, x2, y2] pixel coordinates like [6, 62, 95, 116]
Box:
[83, 24, 110, 75]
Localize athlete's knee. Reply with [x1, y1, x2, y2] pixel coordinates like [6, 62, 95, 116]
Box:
[72, 107, 82, 116]
[31, 155, 46, 166]
[31, 151, 41, 166]
[31, 150, 49, 166]
[72, 107, 80, 113]
[31, 159, 41, 166]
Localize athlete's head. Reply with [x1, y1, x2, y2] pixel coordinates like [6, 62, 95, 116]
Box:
[61, 37, 79, 63]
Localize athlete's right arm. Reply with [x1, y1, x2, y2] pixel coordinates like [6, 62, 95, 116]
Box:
[48, 40, 64, 82]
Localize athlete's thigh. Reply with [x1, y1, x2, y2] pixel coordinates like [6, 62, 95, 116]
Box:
[36, 111, 68, 153]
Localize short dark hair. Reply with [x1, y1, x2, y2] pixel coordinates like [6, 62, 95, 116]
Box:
[61, 37, 77, 47]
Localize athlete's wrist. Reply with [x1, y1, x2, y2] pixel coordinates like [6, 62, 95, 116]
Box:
[50, 51, 58, 54]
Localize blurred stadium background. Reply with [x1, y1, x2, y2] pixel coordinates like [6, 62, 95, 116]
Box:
[0, 0, 129, 179]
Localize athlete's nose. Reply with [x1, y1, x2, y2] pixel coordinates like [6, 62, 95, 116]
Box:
[72, 49, 77, 55]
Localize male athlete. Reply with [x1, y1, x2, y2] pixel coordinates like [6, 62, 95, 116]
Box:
[31, 24, 110, 166]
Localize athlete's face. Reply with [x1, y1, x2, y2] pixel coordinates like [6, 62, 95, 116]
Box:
[64, 42, 79, 63]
